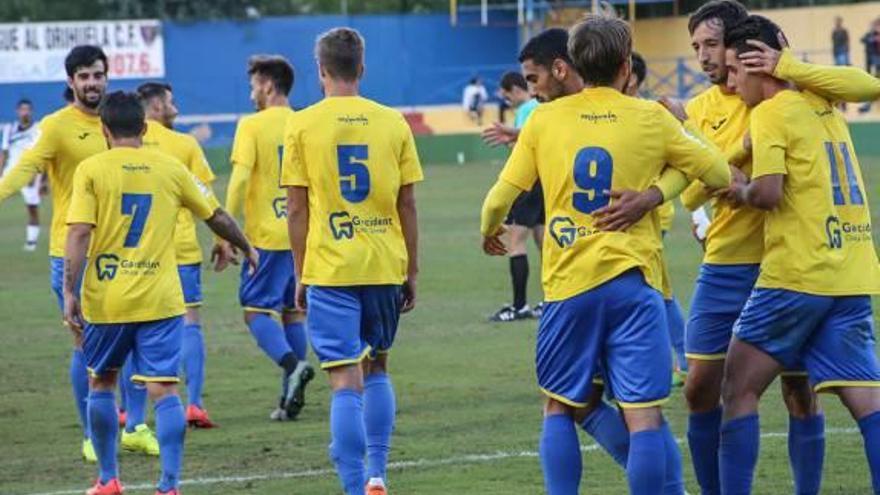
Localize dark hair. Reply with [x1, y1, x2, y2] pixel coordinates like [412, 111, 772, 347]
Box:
[99, 91, 145, 138]
[17, 98, 32, 107]
[315, 28, 364, 83]
[724, 15, 784, 55]
[247, 55, 295, 95]
[631, 52, 647, 86]
[569, 15, 632, 86]
[63, 87, 74, 102]
[136, 82, 172, 103]
[64, 45, 108, 77]
[518, 28, 572, 68]
[500, 71, 528, 91]
[688, 0, 748, 35]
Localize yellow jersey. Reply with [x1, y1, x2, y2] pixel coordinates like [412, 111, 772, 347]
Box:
[499, 87, 728, 302]
[683, 85, 765, 265]
[230, 106, 295, 250]
[67, 147, 218, 324]
[0, 105, 106, 257]
[142, 120, 217, 265]
[751, 90, 879, 296]
[280, 96, 423, 286]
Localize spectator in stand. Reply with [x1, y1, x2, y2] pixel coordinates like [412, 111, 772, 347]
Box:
[859, 18, 880, 113]
[832, 16, 850, 66]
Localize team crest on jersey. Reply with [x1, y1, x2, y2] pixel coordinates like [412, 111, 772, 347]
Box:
[329, 211, 355, 240]
[95, 254, 120, 281]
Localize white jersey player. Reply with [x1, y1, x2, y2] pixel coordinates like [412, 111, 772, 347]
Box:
[0, 99, 42, 251]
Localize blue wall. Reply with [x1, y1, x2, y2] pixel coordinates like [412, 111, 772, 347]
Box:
[0, 14, 518, 122]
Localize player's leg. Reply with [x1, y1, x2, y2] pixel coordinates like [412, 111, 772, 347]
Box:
[82, 322, 135, 494]
[720, 289, 830, 495]
[119, 357, 155, 456]
[307, 286, 370, 495]
[664, 296, 687, 377]
[604, 271, 679, 495]
[178, 263, 215, 428]
[278, 264, 314, 418]
[683, 263, 759, 494]
[573, 376, 629, 468]
[489, 223, 531, 321]
[780, 372, 825, 495]
[239, 250, 310, 419]
[21, 177, 40, 251]
[51, 257, 93, 460]
[360, 285, 403, 492]
[134, 316, 187, 495]
[535, 285, 606, 494]
[805, 295, 880, 493]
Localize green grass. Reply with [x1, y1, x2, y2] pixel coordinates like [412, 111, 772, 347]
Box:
[1, 157, 879, 494]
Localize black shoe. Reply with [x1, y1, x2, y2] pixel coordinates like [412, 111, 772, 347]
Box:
[532, 302, 545, 318]
[489, 304, 533, 322]
[281, 361, 315, 420]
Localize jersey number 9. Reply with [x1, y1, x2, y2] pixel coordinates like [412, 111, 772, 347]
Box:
[572, 147, 613, 214]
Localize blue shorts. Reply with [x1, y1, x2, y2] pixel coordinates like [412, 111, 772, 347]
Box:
[83, 316, 184, 383]
[50, 256, 83, 312]
[239, 249, 296, 316]
[177, 263, 203, 307]
[685, 263, 760, 360]
[307, 285, 402, 369]
[537, 269, 672, 409]
[734, 289, 880, 392]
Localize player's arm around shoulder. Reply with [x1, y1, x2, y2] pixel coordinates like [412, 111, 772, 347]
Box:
[658, 103, 730, 190]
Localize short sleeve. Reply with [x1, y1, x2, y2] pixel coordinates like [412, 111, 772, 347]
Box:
[398, 120, 424, 185]
[750, 103, 788, 178]
[66, 164, 97, 225]
[498, 115, 539, 191]
[230, 119, 256, 170]
[178, 166, 217, 220]
[186, 136, 216, 183]
[280, 115, 308, 187]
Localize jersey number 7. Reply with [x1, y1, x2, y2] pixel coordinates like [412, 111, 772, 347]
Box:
[121, 193, 153, 247]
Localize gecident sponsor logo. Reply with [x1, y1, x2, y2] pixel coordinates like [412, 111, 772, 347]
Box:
[827, 215, 872, 248]
[329, 211, 394, 240]
[273, 197, 287, 219]
[95, 254, 120, 281]
[330, 211, 354, 240]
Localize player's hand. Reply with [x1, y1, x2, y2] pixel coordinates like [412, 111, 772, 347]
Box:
[63, 292, 85, 337]
[658, 96, 688, 123]
[401, 277, 417, 313]
[739, 39, 782, 75]
[711, 166, 749, 207]
[210, 241, 237, 272]
[593, 188, 660, 232]
[481, 123, 518, 147]
[244, 247, 260, 275]
[482, 226, 508, 256]
[294, 282, 309, 312]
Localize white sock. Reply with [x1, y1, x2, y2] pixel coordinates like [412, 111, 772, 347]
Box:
[26, 225, 39, 244]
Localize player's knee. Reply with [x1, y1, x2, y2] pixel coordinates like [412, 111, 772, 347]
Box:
[145, 382, 178, 402]
[543, 398, 575, 417]
[780, 376, 820, 418]
[282, 310, 304, 325]
[184, 307, 200, 325]
[89, 371, 118, 391]
[837, 387, 880, 420]
[365, 355, 388, 375]
[685, 373, 722, 412]
[622, 406, 663, 433]
[328, 364, 363, 392]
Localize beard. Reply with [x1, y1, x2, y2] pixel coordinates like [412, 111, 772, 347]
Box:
[76, 86, 104, 109]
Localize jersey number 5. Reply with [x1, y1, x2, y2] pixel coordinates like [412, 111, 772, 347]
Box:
[121, 193, 153, 247]
[337, 145, 371, 203]
[572, 147, 613, 214]
[825, 142, 864, 206]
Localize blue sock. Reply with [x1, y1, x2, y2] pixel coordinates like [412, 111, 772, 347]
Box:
[627, 428, 666, 495]
[123, 359, 147, 433]
[540, 414, 581, 495]
[247, 314, 293, 365]
[155, 395, 186, 493]
[665, 298, 687, 373]
[687, 407, 722, 495]
[720, 414, 760, 495]
[283, 321, 308, 361]
[364, 373, 396, 481]
[70, 349, 90, 439]
[182, 323, 206, 408]
[579, 401, 629, 467]
[661, 422, 685, 495]
[788, 414, 825, 495]
[330, 389, 366, 495]
[858, 411, 880, 494]
[88, 390, 118, 483]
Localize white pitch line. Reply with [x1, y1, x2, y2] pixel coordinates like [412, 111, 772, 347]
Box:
[18, 427, 860, 495]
